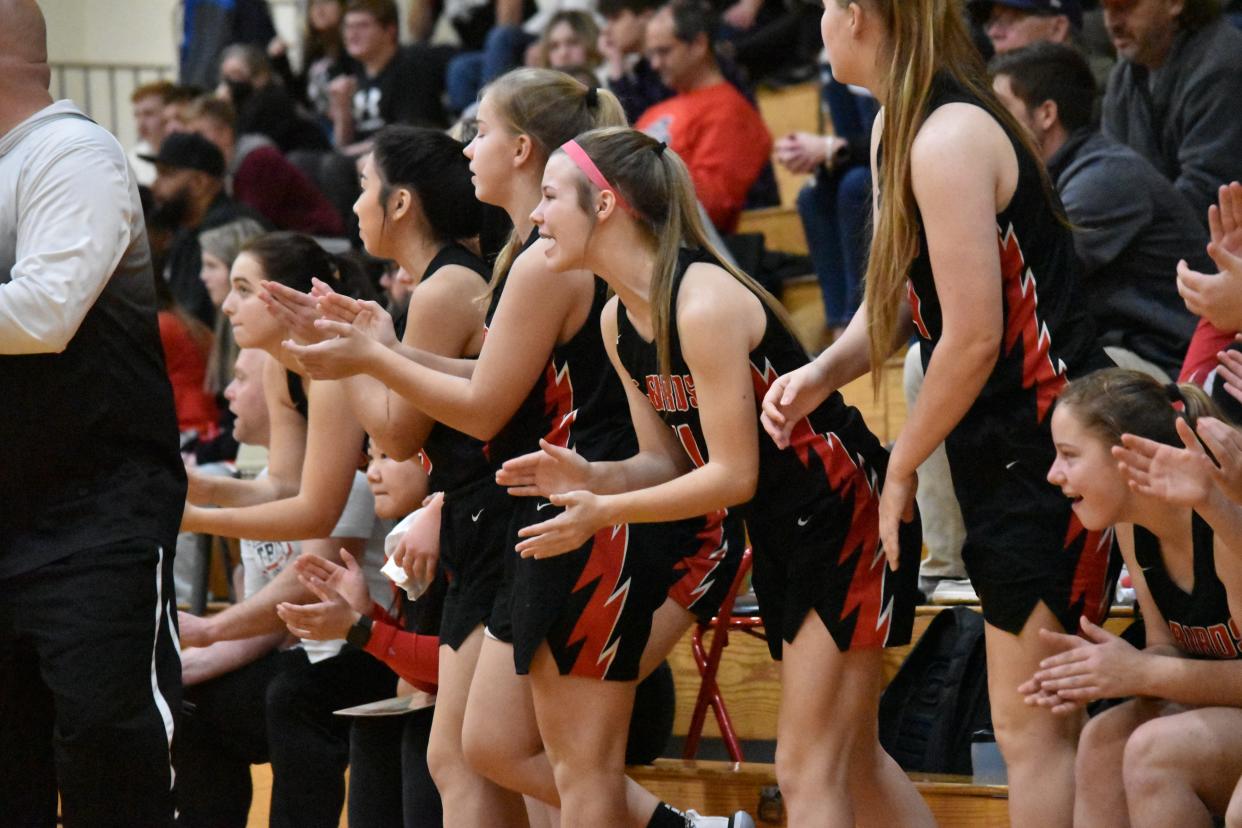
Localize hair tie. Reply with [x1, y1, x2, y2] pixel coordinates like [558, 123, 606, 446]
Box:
[1165, 382, 1185, 405]
[585, 86, 599, 107]
[652, 141, 667, 157]
[561, 139, 636, 216]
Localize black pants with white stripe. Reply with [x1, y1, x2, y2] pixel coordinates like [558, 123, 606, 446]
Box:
[0, 543, 181, 827]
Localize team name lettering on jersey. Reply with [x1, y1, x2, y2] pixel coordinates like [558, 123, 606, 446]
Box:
[1168, 617, 1242, 659]
[638, 374, 698, 413]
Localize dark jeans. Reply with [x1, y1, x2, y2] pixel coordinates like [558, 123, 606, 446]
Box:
[797, 165, 872, 328]
[347, 708, 442, 828]
[445, 25, 537, 114]
[0, 543, 181, 828]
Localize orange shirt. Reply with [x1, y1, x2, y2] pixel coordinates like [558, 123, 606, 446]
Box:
[636, 82, 772, 233]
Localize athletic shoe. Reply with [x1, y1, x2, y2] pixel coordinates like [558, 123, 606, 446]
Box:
[684, 810, 756, 828]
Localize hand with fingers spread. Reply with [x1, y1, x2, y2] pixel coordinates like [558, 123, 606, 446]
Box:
[1024, 617, 1142, 710]
[1113, 418, 1218, 508]
[515, 490, 613, 559]
[282, 318, 383, 380]
[760, 360, 833, 449]
[261, 280, 328, 345]
[496, 438, 593, 498]
[1177, 182, 1242, 329]
[275, 549, 370, 641]
[391, 494, 443, 585]
[877, 466, 916, 572]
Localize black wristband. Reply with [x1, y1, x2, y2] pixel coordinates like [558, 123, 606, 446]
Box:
[345, 614, 373, 648]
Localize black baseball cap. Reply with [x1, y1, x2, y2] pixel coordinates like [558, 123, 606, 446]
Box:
[139, 132, 225, 177]
[968, 0, 1083, 29]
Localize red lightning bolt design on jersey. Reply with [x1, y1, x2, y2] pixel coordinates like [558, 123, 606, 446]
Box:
[907, 281, 931, 339]
[750, 359, 894, 646]
[567, 524, 631, 679]
[542, 358, 577, 449]
[666, 508, 729, 611]
[1064, 515, 1115, 627]
[998, 224, 1068, 423]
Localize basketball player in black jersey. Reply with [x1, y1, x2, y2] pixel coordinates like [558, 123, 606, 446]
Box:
[1024, 369, 1242, 826]
[283, 70, 748, 828]
[265, 126, 519, 826]
[762, 2, 1116, 824]
[502, 127, 931, 826]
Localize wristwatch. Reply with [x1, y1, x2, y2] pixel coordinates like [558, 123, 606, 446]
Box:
[345, 614, 373, 648]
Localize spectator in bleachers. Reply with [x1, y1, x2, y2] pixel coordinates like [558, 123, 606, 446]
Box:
[636, 0, 771, 233]
[712, 0, 821, 85]
[330, 0, 452, 152]
[217, 44, 332, 154]
[186, 96, 345, 237]
[969, 0, 1081, 52]
[299, 0, 359, 130]
[991, 42, 1202, 380]
[778, 67, 877, 341]
[599, 0, 667, 122]
[130, 80, 177, 186]
[531, 10, 603, 74]
[180, 0, 278, 88]
[144, 131, 268, 325]
[162, 83, 206, 136]
[1101, 0, 1242, 221]
[444, 0, 539, 116]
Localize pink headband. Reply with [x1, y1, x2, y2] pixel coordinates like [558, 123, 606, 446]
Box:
[561, 139, 635, 216]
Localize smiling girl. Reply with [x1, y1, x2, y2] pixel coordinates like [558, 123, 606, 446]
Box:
[759, 2, 1116, 823]
[284, 69, 747, 827]
[1028, 368, 1242, 827]
[500, 126, 929, 826]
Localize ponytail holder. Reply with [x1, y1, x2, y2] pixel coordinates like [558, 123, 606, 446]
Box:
[585, 86, 599, 107]
[652, 140, 667, 157]
[561, 139, 636, 216]
[1165, 382, 1185, 405]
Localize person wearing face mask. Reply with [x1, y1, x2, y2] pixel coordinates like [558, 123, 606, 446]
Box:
[216, 43, 332, 154]
[143, 131, 269, 325]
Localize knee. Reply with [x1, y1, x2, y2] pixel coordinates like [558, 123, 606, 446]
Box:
[837, 167, 871, 206]
[795, 182, 820, 218]
[991, 703, 1077, 769]
[426, 728, 466, 789]
[775, 736, 848, 798]
[1121, 721, 1170, 795]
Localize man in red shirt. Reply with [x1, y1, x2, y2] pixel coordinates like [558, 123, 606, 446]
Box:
[636, 0, 771, 233]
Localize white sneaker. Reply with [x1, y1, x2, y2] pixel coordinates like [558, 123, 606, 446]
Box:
[929, 577, 978, 604]
[684, 810, 756, 828]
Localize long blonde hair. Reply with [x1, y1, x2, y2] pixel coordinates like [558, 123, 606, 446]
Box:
[564, 127, 799, 377]
[856, 0, 1053, 391]
[482, 69, 628, 294]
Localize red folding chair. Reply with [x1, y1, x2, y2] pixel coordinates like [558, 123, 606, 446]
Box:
[683, 546, 765, 762]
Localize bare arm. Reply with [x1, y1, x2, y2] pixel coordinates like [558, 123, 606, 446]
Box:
[180, 536, 365, 644]
[183, 363, 365, 541]
[180, 631, 288, 686]
[344, 266, 486, 460]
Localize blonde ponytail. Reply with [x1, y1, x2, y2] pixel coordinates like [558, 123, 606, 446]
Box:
[568, 127, 800, 376]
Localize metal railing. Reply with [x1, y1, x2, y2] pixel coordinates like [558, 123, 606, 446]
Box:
[50, 61, 175, 147]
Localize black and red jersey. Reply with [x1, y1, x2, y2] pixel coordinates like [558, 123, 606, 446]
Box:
[902, 75, 1106, 435]
[613, 248, 917, 651]
[483, 228, 634, 466]
[418, 243, 492, 494]
[1135, 514, 1242, 659]
[614, 248, 890, 523]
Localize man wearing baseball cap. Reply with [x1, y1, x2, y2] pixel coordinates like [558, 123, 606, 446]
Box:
[968, 0, 1082, 53]
[144, 131, 266, 325]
